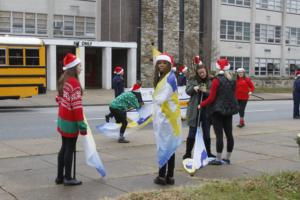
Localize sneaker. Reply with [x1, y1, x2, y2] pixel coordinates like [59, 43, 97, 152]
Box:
[63, 178, 82, 186]
[222, 159, 231, 165]
[55, 177, 63, 185]
[154, 176, 166, 185]
[209, 159, 223, 165]
[118, 137, 130, 143]
[105, 115, 110, 123]
[166, 177, 175, 185]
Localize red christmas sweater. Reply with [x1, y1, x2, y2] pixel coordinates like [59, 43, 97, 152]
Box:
[235, 77, 255, 100]
[57, 77, 87, 138]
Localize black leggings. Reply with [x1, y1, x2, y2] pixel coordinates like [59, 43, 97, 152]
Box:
[238, 100, 248, 118]
[211, 113, 234, 153]
[159, 154, 175, 178]
[109, 107, 128, 136]
[57, 136, 78, 180]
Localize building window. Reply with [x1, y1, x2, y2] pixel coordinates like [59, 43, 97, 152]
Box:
[0, 11, 10, 33]
[85, 17, 95, 37]
[286, 27, 300, 45]
[222, 0, 251, 6]
[75, 16, 84, 36]
[255, 24, 281, 44]
[221, 56, 250, 72]
[25, 13, 35, 34]
[53, 15, 95, 38]
[286, 59, 300, 76]
[255, 58, 280, 76]
[287, 0, 300, 14]
[37, 14, 47, 35]
[220, 20, 251, 41]
[256, 0, 282, 11]
[12, 12, 23, 33]
[0, 49, 6, 65]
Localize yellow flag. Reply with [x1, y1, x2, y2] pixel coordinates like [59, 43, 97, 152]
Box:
[152, 46, 161, 65]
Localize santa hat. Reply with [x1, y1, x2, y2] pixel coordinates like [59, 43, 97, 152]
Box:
[236, 68, 245, 73]
[296, 70, 300, 76]
[155, 53, 172, 65]
[114, 66, 124, 75]
[194, 55, 203, 65]
[216, 58, 230, 74]
[63, 53, 81, 71]
[179, 65, 188, 74]
[131, 83, 141, 92]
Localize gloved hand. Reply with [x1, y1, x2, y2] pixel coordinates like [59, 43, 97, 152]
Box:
[194, 86, 200, 92]
[80, 130, 87, 136]
[248, 92, 252, 95]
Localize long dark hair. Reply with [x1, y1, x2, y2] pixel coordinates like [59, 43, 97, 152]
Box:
[57, 66, 81, 96]
[153, 62, 171, 88]
[193, 64, 209, 84]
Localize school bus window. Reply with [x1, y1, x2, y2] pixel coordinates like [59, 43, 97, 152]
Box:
[26, 49, 39, 65]
[0, 49, 5, 64]
[9, 48, 23, 65]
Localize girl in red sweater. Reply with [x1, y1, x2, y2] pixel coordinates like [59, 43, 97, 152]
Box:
[235, 68, 255, 128]
[55, 53, 87, 186]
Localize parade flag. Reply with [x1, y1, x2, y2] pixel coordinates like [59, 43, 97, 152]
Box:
[193, 127, 209, 169]
[83, 116, 106, 177]
[152, 46, 161, 65]
[153, 71, 182, 168]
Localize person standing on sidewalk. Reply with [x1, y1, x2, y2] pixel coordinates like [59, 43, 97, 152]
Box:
[153, 53, 182, 185]
[177, 65, 188, 86]
[198, 58, 238, 165]
[105, 66, 125, 122]
[183, 64, 215, 159]
[235, 67, 255, 127]
[55, 53, 87, 186]
[107, 83, 143, 143]
[293, 70, 300, 119]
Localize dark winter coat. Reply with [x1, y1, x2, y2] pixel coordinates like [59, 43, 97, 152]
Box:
[112, 74, 124, 97]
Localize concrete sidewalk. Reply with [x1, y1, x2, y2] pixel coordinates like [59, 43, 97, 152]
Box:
[0, 119, 299, 200]
[0, 89, 293, 108]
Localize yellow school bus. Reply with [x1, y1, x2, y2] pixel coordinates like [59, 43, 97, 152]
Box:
[0, 36, 46, 99]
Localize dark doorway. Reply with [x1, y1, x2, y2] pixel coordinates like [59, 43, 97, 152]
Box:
[56, 46, 75, 81]
[85, 47, 102, 88]
[112, 48, 127, 87]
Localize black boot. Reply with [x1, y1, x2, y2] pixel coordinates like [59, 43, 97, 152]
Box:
[182, 138, 195, 159]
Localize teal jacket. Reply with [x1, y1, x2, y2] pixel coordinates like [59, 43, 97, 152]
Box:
[110, 91, 140, 111]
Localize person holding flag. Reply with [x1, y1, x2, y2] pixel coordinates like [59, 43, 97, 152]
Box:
[107, 83, 144, 143]
[56, 53, 87, 186]
[198, 58, 238, 165]
[152, 53, 182, 185]
[183, 64, 215, 160]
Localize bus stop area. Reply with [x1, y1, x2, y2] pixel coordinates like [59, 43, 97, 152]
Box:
[0, 90, 299, 200]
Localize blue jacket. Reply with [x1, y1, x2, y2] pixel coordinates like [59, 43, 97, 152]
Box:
[112, 75, 124, 97]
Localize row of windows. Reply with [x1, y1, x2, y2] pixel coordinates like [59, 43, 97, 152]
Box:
[221, 20, 300, 46]
[0, 48, 39, 66]
[220, 20, 250, 41]
[222, 0, 300, 14]
[221, 56, 300, 77]
[0, 11, 95, 38]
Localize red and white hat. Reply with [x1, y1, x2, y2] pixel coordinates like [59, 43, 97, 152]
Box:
[296, 70, 300, 76]
[194, 55, 203, 65]
[179, 65, 188, 74]
[216, 58, 230, 74]
[114, 66, 124, 74]
[236, 68, 245, 73]
[63, 53, 81, 71]
[131, 83, 141, 92]
[155, 53, 172, 64]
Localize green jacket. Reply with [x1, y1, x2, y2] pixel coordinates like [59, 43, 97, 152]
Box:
[110, 91, 140, 111]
